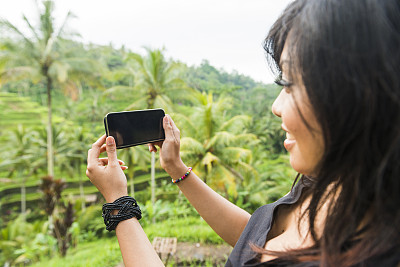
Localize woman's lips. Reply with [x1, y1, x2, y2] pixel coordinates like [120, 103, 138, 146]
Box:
[284, 139, 296, 150]
[284, 132, 296, 150]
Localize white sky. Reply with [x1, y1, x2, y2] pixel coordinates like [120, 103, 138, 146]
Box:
[0, 0, 293, 83]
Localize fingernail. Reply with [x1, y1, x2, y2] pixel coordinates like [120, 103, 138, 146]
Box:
[107, 136, 114, 145]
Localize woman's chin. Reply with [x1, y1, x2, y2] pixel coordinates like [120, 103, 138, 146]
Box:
[289, 153, 313, 176]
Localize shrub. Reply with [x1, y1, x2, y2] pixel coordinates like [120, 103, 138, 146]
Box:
[0, 214, 56, 266]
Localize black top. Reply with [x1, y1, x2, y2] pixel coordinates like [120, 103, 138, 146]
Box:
[225, 179, 307, 267]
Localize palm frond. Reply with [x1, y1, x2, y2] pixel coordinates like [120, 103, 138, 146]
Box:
[180, 151, 202, 166]
[214, 94, 233, 114]
[223, 147, 253, 163]
[236, 161, 259, 184]
[0, 66, 40, 85]
[180, 137, 205, 155]
[55, 10, 78, 39]
[125, 96, 148, 110]
[153, 94, 174, 113]
[207, 131, 235, 149]
[233, 133, 259, 146]
[39, 0, 55, 42]
[171, 113, 197, 138]
[0, 19, 35, 49]
[22, 15, 40, 41]
[119, 145, 149, 171]
[212, 165, 238, 197]
[49, 61, 69, 83]
[103, 85, 135, 97]
[220, 115, 252, 133]
[61, 57, 103, 74]
[201, 152, 220, 174]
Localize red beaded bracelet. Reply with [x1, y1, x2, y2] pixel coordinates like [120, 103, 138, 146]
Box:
[172, 167, 192, 184]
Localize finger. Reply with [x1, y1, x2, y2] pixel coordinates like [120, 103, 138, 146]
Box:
[164, 114, 180, 143]
[148, 143, 157, 152]
[106, 136, 119, 167]
[121, 166, 128, 171]
[93, 134, 107, 149]
[167, 114, 178, 129]
[88, 134, 107, 166]
[99, 144, 107, 154]
[163, 115, 174, 140]
[99, 158, 125, 165]
[168, 115, 181, 142]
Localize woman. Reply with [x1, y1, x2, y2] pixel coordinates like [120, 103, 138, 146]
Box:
[86, 0, 400, 266]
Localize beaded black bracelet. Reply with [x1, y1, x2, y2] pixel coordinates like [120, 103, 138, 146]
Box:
[102, 196, 142, 231]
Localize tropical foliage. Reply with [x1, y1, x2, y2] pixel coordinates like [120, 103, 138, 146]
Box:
[0, 0, 100, 177]
[0, 1, 296, 265]
[177, 92, 258, 198]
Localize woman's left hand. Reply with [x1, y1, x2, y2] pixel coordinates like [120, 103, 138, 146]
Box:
[86, 134, 128, 203]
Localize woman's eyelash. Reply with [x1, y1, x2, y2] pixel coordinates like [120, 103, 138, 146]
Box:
[274, 75, 292, 88]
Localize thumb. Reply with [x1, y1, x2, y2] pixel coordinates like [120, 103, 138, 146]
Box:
[106, 136, 118, 166]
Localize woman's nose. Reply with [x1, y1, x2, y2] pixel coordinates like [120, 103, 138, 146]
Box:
[272, 90, 284, 118]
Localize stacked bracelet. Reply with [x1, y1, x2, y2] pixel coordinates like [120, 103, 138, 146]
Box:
[102, 196, 142, 231]
[172, 167, 192, 184]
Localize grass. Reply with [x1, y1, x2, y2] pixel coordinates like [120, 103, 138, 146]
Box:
[28, 216, 224, 267]
[29, 238, 122, 267]
[143, 216, 224, 244]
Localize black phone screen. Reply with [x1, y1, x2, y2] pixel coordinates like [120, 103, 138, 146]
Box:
[104, 109, 165, 149]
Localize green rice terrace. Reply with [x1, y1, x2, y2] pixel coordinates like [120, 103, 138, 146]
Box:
[0, 57, 295, 267]
[0, 1, 295, 265]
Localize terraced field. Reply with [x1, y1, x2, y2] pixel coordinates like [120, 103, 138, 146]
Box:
[0, 92, 170, 217]
[0, 170, 170, 217]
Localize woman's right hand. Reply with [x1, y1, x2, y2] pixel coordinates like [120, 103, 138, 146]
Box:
[148, 114, 188, 179]
[86, 134, 128, 203]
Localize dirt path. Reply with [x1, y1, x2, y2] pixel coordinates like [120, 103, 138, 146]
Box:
[175, 242, 232, 262]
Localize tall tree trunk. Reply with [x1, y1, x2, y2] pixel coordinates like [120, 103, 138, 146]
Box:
[204, 165, 208, 184]
[151, 151, 155, 223]
[46, 75, 54, 177]
[78, 161, 85, 211]
[129, 173, 135, 197]
[18, 169, 26, 218]
[21, 181, 26, 216]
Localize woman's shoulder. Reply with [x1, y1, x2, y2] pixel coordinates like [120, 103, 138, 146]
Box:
[225, 178, 310, 267]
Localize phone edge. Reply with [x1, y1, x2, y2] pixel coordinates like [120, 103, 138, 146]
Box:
[104, 114, 110, 137]
[103, 109, 165, 149]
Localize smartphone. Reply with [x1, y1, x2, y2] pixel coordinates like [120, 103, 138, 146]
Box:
[104, 109, 165, 149]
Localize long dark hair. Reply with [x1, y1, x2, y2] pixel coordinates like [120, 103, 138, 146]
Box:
[262, 0, 400, 266]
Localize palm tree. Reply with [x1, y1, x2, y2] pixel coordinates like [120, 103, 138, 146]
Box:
[0, 43, 8, 86]
[65, 127, 91, 211]
[103, 47, 194, 110]
[30, 124, 77, 176]
[104, 47, 195, 207]
[130, 48, 196, 208]
[0, 0, 99, 176]
[119, 145, 149, 197]
[125, 47, 192, 111]
[0, 125, 36, 215]
[177, 92, 259, 198]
